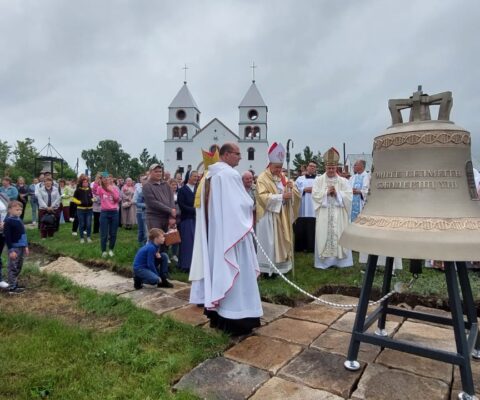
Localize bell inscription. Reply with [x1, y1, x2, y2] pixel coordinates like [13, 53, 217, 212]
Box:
[375, 168, 461, 190]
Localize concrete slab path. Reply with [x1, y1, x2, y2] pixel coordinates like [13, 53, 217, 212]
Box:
[41, 257, 480, 399]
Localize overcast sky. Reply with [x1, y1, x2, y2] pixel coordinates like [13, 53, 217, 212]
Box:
[1, 0, 479, 172]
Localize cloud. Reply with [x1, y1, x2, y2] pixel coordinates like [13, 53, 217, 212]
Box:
[0, 0, 479, 172]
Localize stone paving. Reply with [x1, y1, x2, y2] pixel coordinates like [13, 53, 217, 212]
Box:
[41, 257, 480, 399]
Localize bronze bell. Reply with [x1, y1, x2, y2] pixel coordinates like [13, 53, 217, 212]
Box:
[340, 87, 480, 261]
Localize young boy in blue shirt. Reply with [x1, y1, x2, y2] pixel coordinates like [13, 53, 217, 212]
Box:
[4, 201, 29, 294]
[133, 228, 173, 289]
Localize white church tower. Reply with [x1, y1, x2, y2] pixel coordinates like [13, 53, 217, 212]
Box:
[237, 80, 269, 173]
[167, 82, 200, 140]
[239, 81, 267, 140]
[163, 82, 201, 174]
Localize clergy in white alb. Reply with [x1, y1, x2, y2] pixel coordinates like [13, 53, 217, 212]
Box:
[349, 160, 370, 222]
[294, 161, 317, 252]
[256, 142, 301, 276]
[190, 143, 262, 335]
[312, 147, 353, 269]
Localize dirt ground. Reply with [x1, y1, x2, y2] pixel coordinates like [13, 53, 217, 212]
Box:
[0, 274, 123, 332]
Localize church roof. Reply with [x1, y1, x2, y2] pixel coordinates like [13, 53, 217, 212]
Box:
[192, 118, 239, 140]
[169, 83, 199, 109]
[239, 82, 267, 108]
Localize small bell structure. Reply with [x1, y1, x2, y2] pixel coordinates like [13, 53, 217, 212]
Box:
[340, 88, 480, 400]
[35, 138, 65, 178]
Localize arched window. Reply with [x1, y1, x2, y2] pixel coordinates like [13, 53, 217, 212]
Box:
[244, 126, 253, 139]
[172, 126, 180, 138]
[248, 147, 255, 161]
[181, 126, 188, 138]
[176, 147, 183, 161]
[253, 126, 260, 139]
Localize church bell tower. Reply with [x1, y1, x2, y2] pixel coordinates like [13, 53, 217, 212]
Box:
[167, 82, 201, 141]
[238, 79, 268, 142]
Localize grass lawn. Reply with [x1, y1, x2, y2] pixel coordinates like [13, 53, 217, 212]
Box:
[0, 265, 229, 400]
[24, 217, 480, 306]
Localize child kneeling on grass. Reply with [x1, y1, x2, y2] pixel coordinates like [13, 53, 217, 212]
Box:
[132, 228, 173, 290]
[4, 200, 29, 294]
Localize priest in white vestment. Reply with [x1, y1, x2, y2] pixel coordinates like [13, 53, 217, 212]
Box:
[294, 161, 317, 252]
[256, 142, 301, 276]
[312, 147, 353, 269]
[189, 143, 262, 335]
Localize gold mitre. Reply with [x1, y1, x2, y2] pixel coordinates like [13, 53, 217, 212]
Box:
[323, 147, 340, 166]
[202, 147, 220, 170]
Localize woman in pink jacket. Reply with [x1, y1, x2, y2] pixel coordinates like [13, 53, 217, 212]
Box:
[93, 173, 120, 257]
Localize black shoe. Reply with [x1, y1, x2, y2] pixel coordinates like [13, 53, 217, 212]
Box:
[159, 278, 173, 288]
[8, 286, 25, 294]
[133, 277, 143, 290]
[261, 273, 278, 280]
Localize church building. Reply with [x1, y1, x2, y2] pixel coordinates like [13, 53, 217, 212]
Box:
[163, 80, 270, 175]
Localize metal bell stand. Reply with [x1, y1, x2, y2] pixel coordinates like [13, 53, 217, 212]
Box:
[344, 255, 480, 400]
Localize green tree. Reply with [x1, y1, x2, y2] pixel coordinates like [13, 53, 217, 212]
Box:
[0, 140, 10, 177]
[314, 153, 325, 174]
[81, 140, 131, 177]
[138, 148, 161, 171]
[10, 138, 39, 181]
[293, 146, 325, 174]
[53, 161, 77, 180]
[128, 157, 144, 179]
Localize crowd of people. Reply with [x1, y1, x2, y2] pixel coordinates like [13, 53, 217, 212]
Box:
[0, 144, 374, 316]
[0, 164, 204, 291]
[0, 140, 448, 333]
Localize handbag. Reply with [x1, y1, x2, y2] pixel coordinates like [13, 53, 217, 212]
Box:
[164, 229, 181, 246]
[41, 212, 57, 228]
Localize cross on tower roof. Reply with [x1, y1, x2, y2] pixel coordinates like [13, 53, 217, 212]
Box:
[250, 61, 257, 83]
[183, 63, 189, 84]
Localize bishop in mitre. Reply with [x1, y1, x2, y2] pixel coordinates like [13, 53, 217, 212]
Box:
[256, 142, 301, 276]
[312, 147, 353, 269]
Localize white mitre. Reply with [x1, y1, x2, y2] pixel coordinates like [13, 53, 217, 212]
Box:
[268, 142, 286, 164]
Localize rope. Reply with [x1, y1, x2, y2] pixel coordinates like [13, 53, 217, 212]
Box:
[251, 230, 417, 309]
